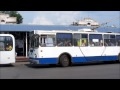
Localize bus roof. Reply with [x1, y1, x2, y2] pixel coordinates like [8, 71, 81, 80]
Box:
[33, 28, 120, 35]
[0, 24, 120, 33]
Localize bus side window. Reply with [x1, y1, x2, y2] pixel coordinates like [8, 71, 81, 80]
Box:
[116, 39, 120, 46]
[58, 41, 63, 46]
[108, 41, 114, 46]
[40, 36, 47, 47]
[76, 39, 86, 46]
[64, 40, 72, 46]
[80, 39, 86, 46]
[57, 33, 72, 47]
[104, 34, 116, 46]
[99, 40, 103, 46]
[77, 39, 86, 46]
[81, 34, 88, 46]
[0, 42, 5, 51]
[89, 41, 94, 46]
[104, 42, 108, 46]
[46, 38, 54, 46]
[77, 40, 80, 46]
[116, 35, 120, 46]
[73, 39, 77, 46]
[89, 34, 102, 46]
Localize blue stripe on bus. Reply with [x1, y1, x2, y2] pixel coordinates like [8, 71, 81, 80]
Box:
[30, 58, 58, 64]
[30, 55, 118, 64]
[72, 56, 118, 63]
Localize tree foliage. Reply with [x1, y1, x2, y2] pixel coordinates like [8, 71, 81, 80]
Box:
[0, 11, 23, 24]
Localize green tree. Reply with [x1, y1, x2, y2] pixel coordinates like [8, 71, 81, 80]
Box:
[0, 11, 23, 24]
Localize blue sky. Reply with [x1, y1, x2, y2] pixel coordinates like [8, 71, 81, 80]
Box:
[18, 11, 120, 27]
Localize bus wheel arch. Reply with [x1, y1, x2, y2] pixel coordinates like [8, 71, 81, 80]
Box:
[58, 53, 72, 67]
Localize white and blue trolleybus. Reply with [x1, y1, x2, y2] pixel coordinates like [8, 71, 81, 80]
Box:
[28, 29, 120, 67]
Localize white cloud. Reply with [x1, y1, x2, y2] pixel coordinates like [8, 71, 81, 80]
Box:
[28, 11, 119, 27]
[30, 11, 81, 25]
[30, 16, 54, 25]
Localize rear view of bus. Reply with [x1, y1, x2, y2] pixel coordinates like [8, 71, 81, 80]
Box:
[0, 34, 15, 64]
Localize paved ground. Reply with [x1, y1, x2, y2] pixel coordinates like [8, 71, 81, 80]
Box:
[0, 61, 120, 79]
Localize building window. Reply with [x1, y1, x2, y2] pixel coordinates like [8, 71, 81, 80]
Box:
[87, 23, 91, 25]
[1, 20, 5, 22]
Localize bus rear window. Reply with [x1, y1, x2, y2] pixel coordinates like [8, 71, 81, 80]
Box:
[0, 36, 13, 51]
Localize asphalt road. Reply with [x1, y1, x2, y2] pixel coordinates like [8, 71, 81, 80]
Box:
[0, 61, 120, 79]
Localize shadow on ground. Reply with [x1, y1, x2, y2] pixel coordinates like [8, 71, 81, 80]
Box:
[25, 61, 119, 68]
[0, 64, 14, 67]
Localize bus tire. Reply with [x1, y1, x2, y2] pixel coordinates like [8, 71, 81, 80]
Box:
[59, 55, 70, 67]
[118, 53, 120, 63]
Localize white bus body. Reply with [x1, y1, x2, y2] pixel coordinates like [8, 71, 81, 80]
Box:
[28, 29, 120, 67]
[0, 34, 15, 64]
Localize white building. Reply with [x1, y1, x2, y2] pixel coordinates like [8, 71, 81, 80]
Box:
[72, 18, 100, 26]
[0, 13, 17, 24]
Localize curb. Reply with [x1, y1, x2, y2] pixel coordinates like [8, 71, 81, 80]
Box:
[16, 60, 29, 62]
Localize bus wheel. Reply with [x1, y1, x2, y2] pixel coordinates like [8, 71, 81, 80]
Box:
[60, 55, 70, 67]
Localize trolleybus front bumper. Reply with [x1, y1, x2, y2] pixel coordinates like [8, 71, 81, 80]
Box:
[29, 59, 39, 64]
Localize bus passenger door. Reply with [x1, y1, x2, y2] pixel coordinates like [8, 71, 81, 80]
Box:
[29, 34, 40, 59]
